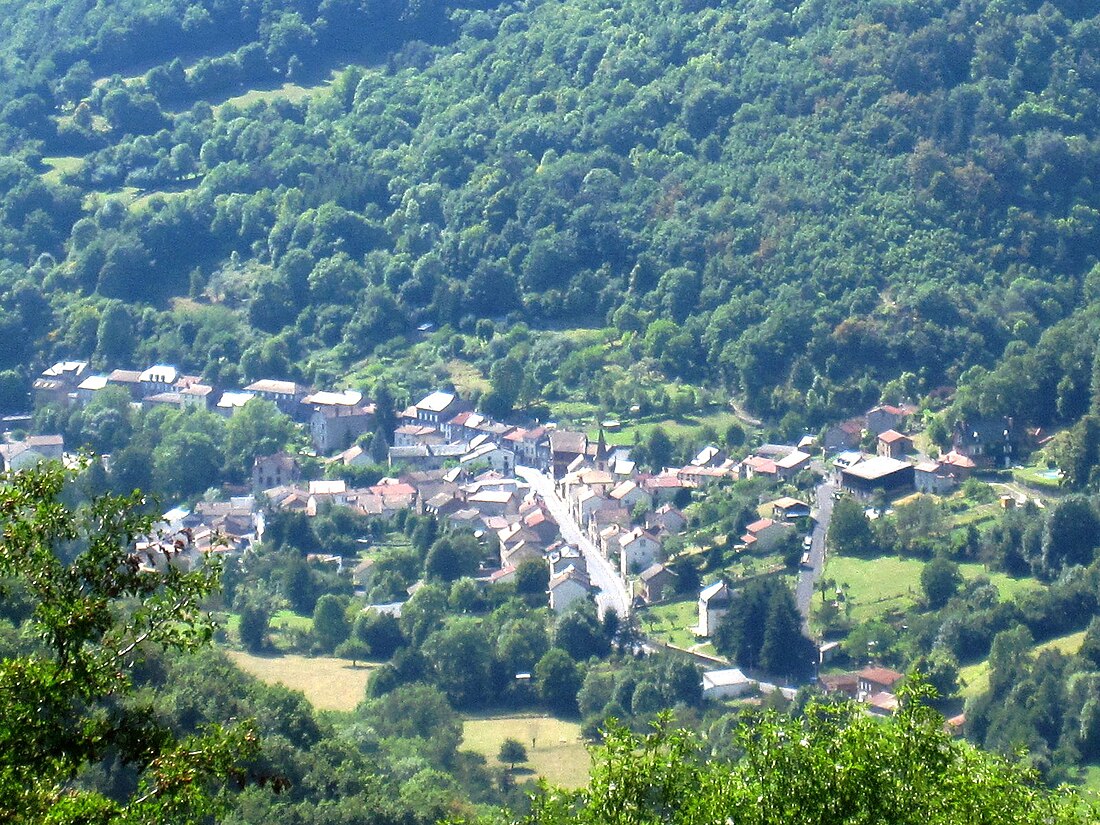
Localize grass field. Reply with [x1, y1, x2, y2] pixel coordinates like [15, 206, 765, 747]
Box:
[40, 155, 83, 184]
[213, 79, 328, 114]
[584, 408, 752, 448]
[461, 714, 590, 788]
[446, 359, 490, 395]
[640, 598, 698, 648]
[226, 650, 375, 712]
[1013, 463, 1065, 491]
[825, 555, 1042, 623]
[958, 629, 1086, 700]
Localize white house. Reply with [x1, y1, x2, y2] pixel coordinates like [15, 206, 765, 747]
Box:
[740, 518, 792, 552]
[548, 567, 590, 612]
[619, 527, 661, 578]
[698, 580, 732, 637]
[608, 480, 652, 512]
[702, 668, 754, 699]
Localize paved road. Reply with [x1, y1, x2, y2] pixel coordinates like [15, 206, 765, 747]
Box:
[795, 476, 836, 633]
[515, 465, 631, 619]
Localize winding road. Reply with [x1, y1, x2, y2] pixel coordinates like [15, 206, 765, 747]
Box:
[516, 465, 631, 619]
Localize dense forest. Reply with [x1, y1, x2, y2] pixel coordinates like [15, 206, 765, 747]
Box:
[0, 0, 1096, 431]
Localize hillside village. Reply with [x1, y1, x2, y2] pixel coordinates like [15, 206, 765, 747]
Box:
[2, 358, 1061, 723]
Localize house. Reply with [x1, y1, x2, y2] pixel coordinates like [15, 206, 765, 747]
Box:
[740, 517, 792, 552]
[640, 473, 690, 504]
[702, 668, 753, 699]
[646, 503, 687, 535]
[0, 435, 64, 472]
[139, 365, 179, 398]
[503, 426, 551, 469]
[691, 445, 728, 468]
[216, 391, 256, 416]
[866, 405, 908, 436]
[939, 450, 977, 479]
[179, 383, 214, 410]
[823, 418, 865, 451]
[252, 452, 300, 494]
[608, 480, 652, 512]
[301, 389, 364, 422]
[698, 580, 732, 637]
[840, 456, 914, 498]
[639, 563, 677, 603]
[857, 666, 904, 702]
[619, 527, 661, 578]
[352, 557, 377, 592]
[75, 374, 109, 406]
[952, 417, 1022, 469]
[678, 465, 729, 488]
[548, 567, 590, 612]
[106, 369, 143, 399]
[914, 460, 960, 495]
[550, 430, 589, 478]
[548, 547, 587, 579]
[311, 405, 375, 454]
[327, 444, 372, 469]
[740, 454, 779, 479]
[142, 391, 184, 411]
[467, 489, 519, 517]
[243, 379, 308, 417]
[414, 390, 468, 426]
[33, 360, 88, 407]
[389, 443, 466, 471]
[775, 450, 811, 480]
[876, 430, 913, 460]
[769, 496, 811, 522]
[394, 424, 445, 447]
[868, 691, 900, 717]
[819, 673, 859, 699]
[460, 442, 515, 474]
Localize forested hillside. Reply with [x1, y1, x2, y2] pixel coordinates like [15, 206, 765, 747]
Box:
[0, 0, 1097, 429]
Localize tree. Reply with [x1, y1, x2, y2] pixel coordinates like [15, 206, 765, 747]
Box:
[921, 556, 962, 608]
[355, 609, 405, 658]
[0, 462, 257, 823]
[758, 586, 815, 680]
[422, 617, 493, 708]
[312, 594, 350, 653]
[498, 738, 528, 770]
[424, 534, 480, 582]
[554, 601, 609, 660]
[828, 498, 875, 556]
[516, 558, 550, 601]
[223, 398, 295, 480]
[238, 598, 270, 652]
[335, 638, 372, 667]
[527, 687, 1096, 825]
[645, 426, 674, 470]
[1041, 496, 1100, 575]
[535, 648, 581, 715]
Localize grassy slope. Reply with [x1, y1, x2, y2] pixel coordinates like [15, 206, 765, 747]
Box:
[958, 629, 1087, 701]
[824, 555, 1041, 623]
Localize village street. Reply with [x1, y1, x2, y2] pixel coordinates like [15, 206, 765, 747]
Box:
[516, 465, 632, 619]
[795, 472, 836, 633]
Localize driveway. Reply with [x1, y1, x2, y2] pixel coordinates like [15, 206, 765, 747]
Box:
[515, 465, 631, 619]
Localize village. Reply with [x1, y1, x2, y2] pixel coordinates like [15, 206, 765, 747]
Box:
[2, 358, 1050, 721]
